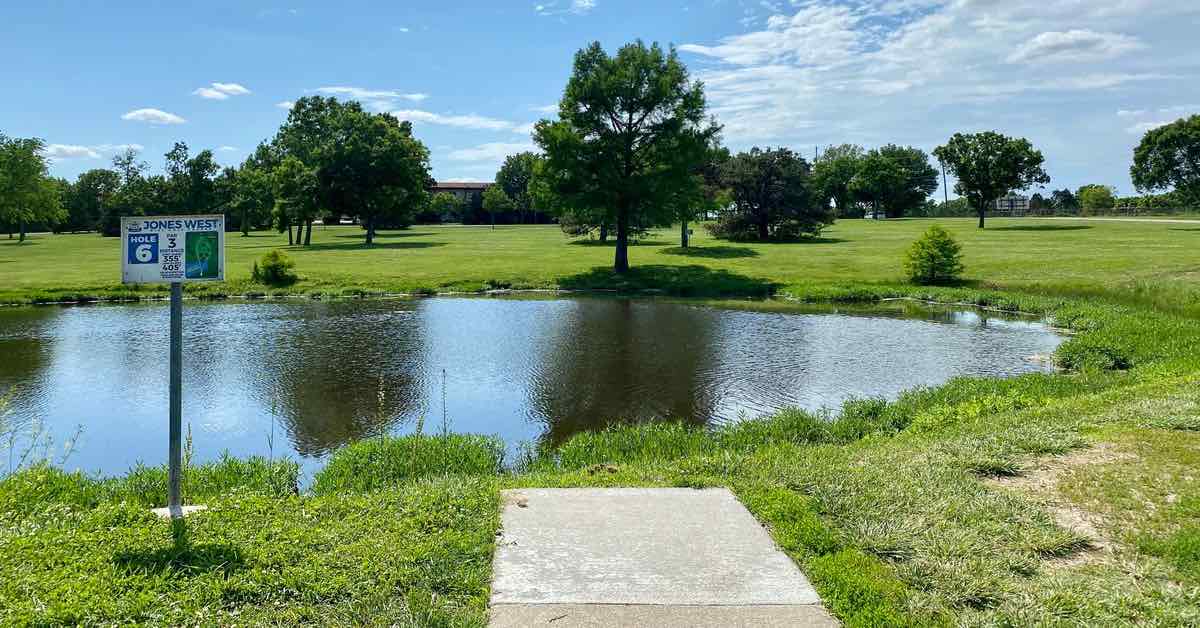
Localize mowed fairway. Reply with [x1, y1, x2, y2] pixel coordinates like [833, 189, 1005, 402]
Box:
[1, 218, 1198, 310]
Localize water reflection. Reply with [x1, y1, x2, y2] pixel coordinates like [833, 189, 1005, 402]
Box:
[528, 299, 721, 446]
[0, 297, 1063, 478]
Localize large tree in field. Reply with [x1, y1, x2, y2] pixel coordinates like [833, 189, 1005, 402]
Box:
[0, 134, 65, 241]
[711, 147, 831, 241]
[874, 145, 939, 218]
[849, 152, 905, 219]
[272, 156, 322, 245]
[273, 97, 431, 245]
[812, 144, 864, 217]
[934, 132, 1050, 228]
[496, 152, 539, 223]
[1131, 115, 1200, 205]
[321, 111, 430, 244]
[481, 185, 512, 229]
[534, 41, 720, 273]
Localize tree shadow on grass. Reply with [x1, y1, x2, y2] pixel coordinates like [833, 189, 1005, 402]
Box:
[659, 245, 759, 259]
[1168, 227, 1200, 232]
[728, 236, 847, 245]
[332, 231, 435, 239]
[568, 239, 671, 247]
[113, 520, 245, 578]
[990, 225, 1093, 232]
[558, 264, 778, 297]
[305, 241, 447, 252]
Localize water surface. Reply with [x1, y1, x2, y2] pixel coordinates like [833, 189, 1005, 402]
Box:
[0, 297, 1062, 478]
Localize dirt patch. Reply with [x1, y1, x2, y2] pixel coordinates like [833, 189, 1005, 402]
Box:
[989, 443, 1136, 566]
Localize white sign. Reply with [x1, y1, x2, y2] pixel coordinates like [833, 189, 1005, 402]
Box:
[121, 215, 225, 284]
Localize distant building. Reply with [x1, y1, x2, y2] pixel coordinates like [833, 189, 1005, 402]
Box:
[430, 181, 492, 206]
[994, 194, 1029, 213]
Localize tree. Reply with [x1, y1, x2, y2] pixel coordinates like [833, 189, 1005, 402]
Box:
[496, 152, 539, 223]
[904, 225, 964, 285]
[812, 144, 864, 218]
[99, 148, 150, 236]
[849, 152, 906, 219]
[272, 156, 322, 245]
[1077, 184, 1116, 213]
[1131, 115, 1200, 205]
[874, 145, 938, 218]
[533, 41, 720, 273]
[62, 168, 120, 232]
[1050, 188, 1078, 213]
[709, 147, 831, 240]
[481, 185, 512, 230]
[0, 134, 65, 241]
[321, 111, 430, 244]
[933, 132, 1050, 228]
[426, 192, 465, 223]
[273, 98, 431, 245]
[228, 165, 272, 235]
[1029, 192, 1046, 211]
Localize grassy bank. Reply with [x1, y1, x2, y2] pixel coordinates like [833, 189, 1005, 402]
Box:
[3, 283, 1200, 625]
[3, 218, 1199, 315]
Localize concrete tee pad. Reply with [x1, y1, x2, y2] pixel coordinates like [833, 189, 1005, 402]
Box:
[490, 487, 837, 627]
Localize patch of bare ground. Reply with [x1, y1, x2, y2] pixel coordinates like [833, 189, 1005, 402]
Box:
[988, 443, 1136, 567]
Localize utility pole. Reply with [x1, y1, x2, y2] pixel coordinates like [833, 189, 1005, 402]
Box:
[940, 161, 949, 204]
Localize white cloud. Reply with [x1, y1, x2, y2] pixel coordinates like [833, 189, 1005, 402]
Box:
[1117, 109, 1147, 117]
[96, 143, 144, 153]
[1007, 30, 1144, 64]
[121, 108, 186, 124]
[447, 142, 538, 162]
[218, 146, 238, 152]
[276, 100, 295, 110]
[679, 4, 861, 67]
[532, 104, 559, 114]
[393, 109, 516, 131]
[43, 144, 101, 160]
[192, 82, 252, 100]
[675, 0, 1196, 193]
[397, 26, 410, 33]
[536, 0, 596, 16]
[42, 143, 144, 162]
[315, 86, 429, 110]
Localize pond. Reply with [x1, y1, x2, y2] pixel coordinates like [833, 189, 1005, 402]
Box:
[0, 296, 1063, 478]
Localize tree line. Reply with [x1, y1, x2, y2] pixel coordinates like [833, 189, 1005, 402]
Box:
[1, 98, 432, 245]
[4, 40, 1198, 273]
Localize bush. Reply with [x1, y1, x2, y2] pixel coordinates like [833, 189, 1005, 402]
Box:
[251, 249, 298, 287]
[903, 225, 964, 285]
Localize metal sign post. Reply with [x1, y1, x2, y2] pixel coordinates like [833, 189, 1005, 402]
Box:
[120, 215, 225, 520]
[168, 281, 183, 518]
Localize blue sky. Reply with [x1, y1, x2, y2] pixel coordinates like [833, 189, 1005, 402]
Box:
[4, 1, 1198, 196]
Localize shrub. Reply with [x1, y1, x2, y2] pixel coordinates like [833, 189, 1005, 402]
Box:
[903, 225, 964, 285]
[251, 249, 298, 287]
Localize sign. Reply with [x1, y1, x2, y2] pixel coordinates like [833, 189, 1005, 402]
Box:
[121, 215, 225, 284]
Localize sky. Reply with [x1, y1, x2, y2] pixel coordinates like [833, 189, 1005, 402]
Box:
[3, 0, 1198, 196]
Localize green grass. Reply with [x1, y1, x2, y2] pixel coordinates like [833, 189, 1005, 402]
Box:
[311, 434, 504, 495]
[3, 218, 1200, 314]
[4, 219, 1200, 624]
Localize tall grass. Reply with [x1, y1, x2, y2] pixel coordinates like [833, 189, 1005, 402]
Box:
[0, 454, 299, 515]
[311, 434, 504, 495]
